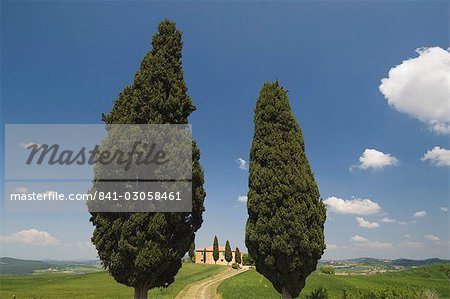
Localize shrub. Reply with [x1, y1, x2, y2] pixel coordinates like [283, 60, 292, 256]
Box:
[231, 263, 240, 269]
[306, 287, 329, 299]
[320, 266, 335, 275]
[242, 253, 255, 266]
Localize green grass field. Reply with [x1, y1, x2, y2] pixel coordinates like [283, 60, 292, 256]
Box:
[218, 265, 450, 299]
[0, 263, 225, 299]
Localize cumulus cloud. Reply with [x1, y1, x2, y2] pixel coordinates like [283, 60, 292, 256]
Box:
[440, 207, 448, 212]
[235, 158, 248, 170]
[424, 234, 440, 242]
[324, 197, 381, 215]
[351, 235, 368, 242]
[237, 195, 248, 203]
[413, 211, 426, 218]
[0, 229, 60, 246]
[379, 47, 450, 134]
[380, 217, 396, 223]
[404, 234, 411, 238]
[356, 217, 379, 228]
[350, 149, 399, 171]
[421, 147, 450, 166]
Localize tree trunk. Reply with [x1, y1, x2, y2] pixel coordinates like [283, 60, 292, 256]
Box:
[281, 287, 292, 299]
[134, 286, 148, 299]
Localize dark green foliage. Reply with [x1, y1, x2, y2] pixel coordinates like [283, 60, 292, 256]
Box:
[245, 81, 326, 298]
[203, 248, 207, 264]
[189, 242, 195, 262]
[235, 247, 241, 264]
[231, 263, 240, 270]
[242, 253, 255, 266]
[320, 266, 335, 275]
[225, 240, 232, 265]
[90, 19, 205, 298]
[213, 236, 219, 264]
[306, 287, 329, 299]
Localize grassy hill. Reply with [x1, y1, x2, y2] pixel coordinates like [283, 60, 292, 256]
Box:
[218, 264, 450, 299]
[0, 263, 224, 299]
[0, 258, 53, 275]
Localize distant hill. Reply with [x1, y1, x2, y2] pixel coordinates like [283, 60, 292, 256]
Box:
[323, 257, 450, 267]
[0, 257, 52, 275]
[391, 258, 450, 267]
[0, 257, 101, 275]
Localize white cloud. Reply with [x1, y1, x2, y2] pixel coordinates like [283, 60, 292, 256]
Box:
[324, 197, 381, 215]
[404, 234, 411, 238]
[355, 241, 393, 249]
[326, 244, 338, 250]
[413, 211, 426, 218]
[235, 158, 248, 170]
[380, 217, 396, 223]
[237, 195, 248, 203]
[351, 149, 398, 171]
[398, 221, 407, 225]
[421, 147, 450, 166]
[379, 47, 450, 134]
[0, 229, 60, 246]
[356, 217, 379, 228]
[440, 207, 448, 212]
[351, 235, 368, 242]
[424, 234, 440, 242]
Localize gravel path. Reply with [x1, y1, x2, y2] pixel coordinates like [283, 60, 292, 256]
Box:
[175, 266, 248, 299]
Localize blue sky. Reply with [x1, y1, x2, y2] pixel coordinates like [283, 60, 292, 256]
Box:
[1, 1, 448, 260]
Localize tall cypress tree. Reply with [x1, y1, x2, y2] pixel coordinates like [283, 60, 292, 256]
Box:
[245, 81, 326, 299]
[235, 247, 241, 264]
[90, 19, 206, 299]
[189, 242, 196, 262]
[213, 236, 219, 264]
[224, 240, 232, 265]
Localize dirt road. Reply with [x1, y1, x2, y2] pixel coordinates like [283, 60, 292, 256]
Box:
[175, 266, 248, 299]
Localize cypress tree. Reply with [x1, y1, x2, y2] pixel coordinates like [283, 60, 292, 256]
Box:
[213, 236, 219, 264]
[224, 240, 232, 265]
[189, 242, 195, 262]
[235, 247, 241, 264]
[90, 19, 206, 299]
[245, 81, 326, 299]
[203, 248, 207, 263]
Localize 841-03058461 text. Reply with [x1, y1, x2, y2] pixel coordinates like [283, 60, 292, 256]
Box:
[9, 191, 183, 201]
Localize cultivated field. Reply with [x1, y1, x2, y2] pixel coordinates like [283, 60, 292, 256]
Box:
[0, 263, 224, 299]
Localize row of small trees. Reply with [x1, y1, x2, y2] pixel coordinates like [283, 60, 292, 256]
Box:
[90, 18, 326, 299]
[213, 236, 241, 265]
